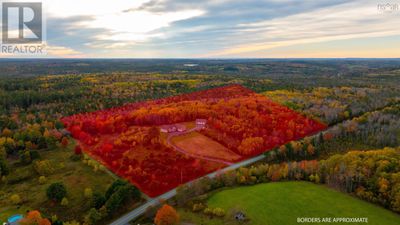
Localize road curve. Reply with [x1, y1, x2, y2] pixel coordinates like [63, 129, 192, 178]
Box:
[109, 154, 265, 225]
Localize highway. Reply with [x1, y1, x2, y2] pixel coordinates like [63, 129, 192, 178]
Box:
[109, 154, 265, 225]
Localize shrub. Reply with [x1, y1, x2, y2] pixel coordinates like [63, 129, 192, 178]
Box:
[213, 207, 226, 217]
[154, 204, 179, 225]
[38, 176, 47, 185]
[192, 203, 205, 212]
[203, 207, 213, 215]
[19, 210, 51, 225]
[84, 208, 102, 225]
[34, 160, 55, 176]
[61, 197, 69, 206]
[84, 188, 93, 199]
[10, 194, 21, 205]
[20, 150, 32, 164]
[47, 182, 67, 202]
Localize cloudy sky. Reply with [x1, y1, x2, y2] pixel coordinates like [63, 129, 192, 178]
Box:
[2, 0, 400, 58]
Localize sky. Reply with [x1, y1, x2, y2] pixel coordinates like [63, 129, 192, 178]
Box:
[1, 0, 400, 58]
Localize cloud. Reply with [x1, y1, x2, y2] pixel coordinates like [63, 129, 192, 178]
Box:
[201, 0, 400, 57]
[45, 0, 205, 43]
[3, 0, 398, 58]
[46, 44, 83, 57]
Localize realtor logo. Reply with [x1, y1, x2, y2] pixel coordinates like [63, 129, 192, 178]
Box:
[2, 2, 42, 44]
[1, 1, 46, 55]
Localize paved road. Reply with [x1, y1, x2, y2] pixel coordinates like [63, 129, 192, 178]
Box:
[166, 127, 234, 166]
[109, 154, 265, 225]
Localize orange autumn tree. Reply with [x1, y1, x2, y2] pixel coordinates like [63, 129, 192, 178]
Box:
[154, 204, 179, 225]
[19, 210, 51, 225]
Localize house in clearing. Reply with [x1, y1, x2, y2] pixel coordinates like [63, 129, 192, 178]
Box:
[160, 125, 177, 133]
[196, 119, 207, 128]
[176, 124, 187, 132]
[160, 124, 187, 133]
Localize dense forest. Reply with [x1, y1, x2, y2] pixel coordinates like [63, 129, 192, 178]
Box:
[0, 59, 400, 225]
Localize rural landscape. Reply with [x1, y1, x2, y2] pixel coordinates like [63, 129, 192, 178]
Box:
[0, 59, 400, 225]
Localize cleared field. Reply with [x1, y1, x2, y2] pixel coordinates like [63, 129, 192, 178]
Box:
[0, 143, 116, 223]
[180, 182, 400, 225]
[171, 132, 242, 162]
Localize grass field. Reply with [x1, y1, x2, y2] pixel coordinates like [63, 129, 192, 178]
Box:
[0, 143, 115, 223]
[179, 182, 400, 225]
[171, 131, 241, 162]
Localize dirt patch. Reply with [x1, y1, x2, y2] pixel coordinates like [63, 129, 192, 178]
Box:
[171, 132, 242, 162]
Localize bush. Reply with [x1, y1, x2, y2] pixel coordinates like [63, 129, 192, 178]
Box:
[10, 194, 21, 205]
[203, 207, 213, 215]
[47, 182, 67, 202]
[213, 208, 226, 217]
[38, 176, 47, 185]
[20, 150, 32, 164]
[154, 204, 179, 225]
[34, 160, 55, 176]
[85, 208, 102, 225]
[192, 203, 206, 212]
[61, 197, 69, 206]
[84, 188, 93, 199]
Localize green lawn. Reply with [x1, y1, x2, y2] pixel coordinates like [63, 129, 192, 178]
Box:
[180, 181, 400, 225]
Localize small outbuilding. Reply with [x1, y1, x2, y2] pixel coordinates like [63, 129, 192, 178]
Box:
[195, 119, 207, 127]
[160, 125, 177, 133]
[234, 211, 246, 221]
[160, 124, 187, 133]
[176, 124, 187, 132]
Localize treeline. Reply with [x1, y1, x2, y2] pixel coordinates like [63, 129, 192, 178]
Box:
[176, 148, 400, 213]
[264, 87, 400, 125]
[265, 104, 400, 162]
[0, 113, 69, 168]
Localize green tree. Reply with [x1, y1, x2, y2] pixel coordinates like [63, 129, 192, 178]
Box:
[92, 192, 106, 209]
[105, 179, 127, 199]
[47, 182, 67, 202]
[85, 208, 102, 225]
